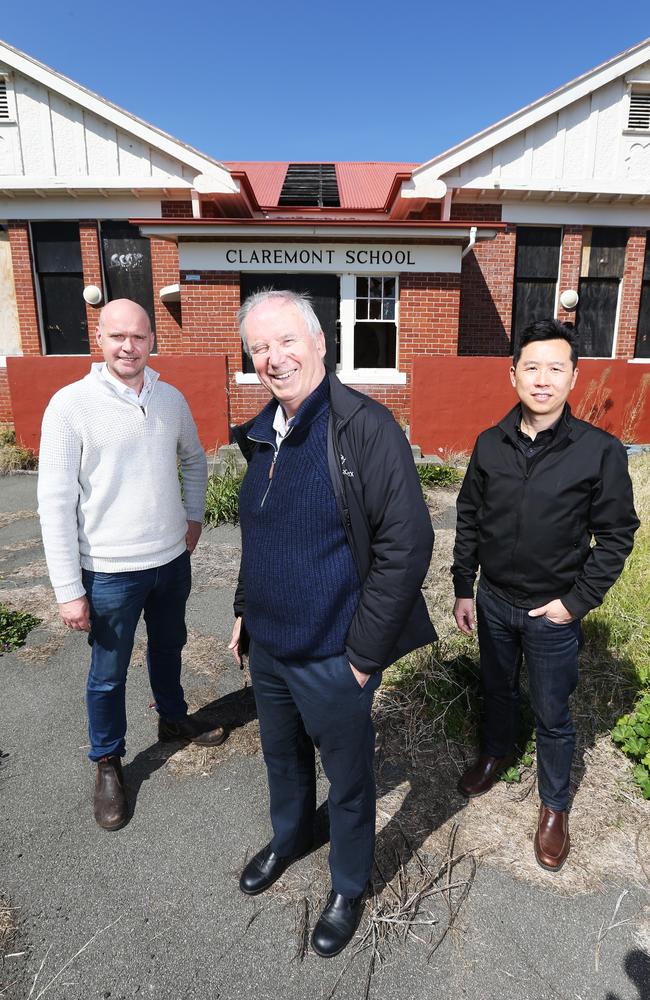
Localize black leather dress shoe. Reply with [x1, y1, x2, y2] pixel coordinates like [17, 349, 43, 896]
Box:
[311, 890, 364, 958]
[158, 714, 226, 747]
[239, 843, 309, 895]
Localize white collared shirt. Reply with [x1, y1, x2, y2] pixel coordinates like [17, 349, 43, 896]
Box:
[99, 362, 155, 409]
[273, 405, 295, 451]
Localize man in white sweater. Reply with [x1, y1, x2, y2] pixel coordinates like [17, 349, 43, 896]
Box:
[38, 298, 225, 831]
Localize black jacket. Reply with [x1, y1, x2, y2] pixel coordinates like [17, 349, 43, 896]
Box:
[233, 373, 437, 673]
[451, 404, 639, 619]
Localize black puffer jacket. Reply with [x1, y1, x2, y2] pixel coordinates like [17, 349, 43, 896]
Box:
[233, 373, 437, 673]
[452, 404, 639, 618]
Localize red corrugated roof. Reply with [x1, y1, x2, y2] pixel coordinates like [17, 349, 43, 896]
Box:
[224, 161, 416, 210]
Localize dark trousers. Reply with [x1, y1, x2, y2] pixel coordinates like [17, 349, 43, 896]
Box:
[82, 550, 191, 761]
[476, 581, 581, 811]
[249, 639, 381, 898]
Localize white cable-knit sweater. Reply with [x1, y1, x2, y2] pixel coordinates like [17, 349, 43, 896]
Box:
[37, 364, 208, 603]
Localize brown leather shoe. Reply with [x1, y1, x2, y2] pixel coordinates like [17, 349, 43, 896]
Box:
[458, 753, 514, 797]
[158, 714, 226, 747]
[534, 804, 570, 872]
[93, 756, 127, 831]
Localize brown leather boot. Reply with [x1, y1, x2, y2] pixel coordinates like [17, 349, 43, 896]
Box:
[158, 714, 226, 747]
[93, 756, 127, 831]
[458, 753, 514, 797]
[534, 804, 570, 872]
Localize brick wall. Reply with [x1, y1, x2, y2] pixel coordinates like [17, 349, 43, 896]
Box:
[557, 226, 583, 325]
[161, 200, 193, 218]
[150, 239, 183, 351]
[79, 221, 103, 355]
[616, 229, 646, 359]
[450, 203, 503, 222]
[7, 223, 41, 356]
[457, 218, 516, 355]
[0, 368, 12, 423]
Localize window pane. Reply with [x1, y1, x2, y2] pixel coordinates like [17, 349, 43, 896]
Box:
[383, 277, 396, 298]
[382, 300, 395, 320]
[369, 299, 381, 320]
[356, 298, 367, 319]
[356, 277, 368, 297]
[369, 277, 382, 298]
[354, 322, 396, 368]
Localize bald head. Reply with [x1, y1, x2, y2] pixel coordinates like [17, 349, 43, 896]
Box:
[96, 298, 154, 391]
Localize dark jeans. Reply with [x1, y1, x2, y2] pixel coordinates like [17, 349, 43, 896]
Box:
[249, 639, 381, 898]
[82, 550, 191, 762]
[476, 581, 581, 811]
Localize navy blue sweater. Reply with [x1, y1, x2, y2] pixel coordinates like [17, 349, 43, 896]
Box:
[238, 377, 361, 660]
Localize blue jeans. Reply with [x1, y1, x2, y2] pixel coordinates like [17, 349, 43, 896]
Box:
[476, 581, 581, 811]
[249, 640, 381, 898]
[82, 550, 191, 761]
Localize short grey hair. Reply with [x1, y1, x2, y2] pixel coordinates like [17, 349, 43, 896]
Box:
[237, 289, 323, 356]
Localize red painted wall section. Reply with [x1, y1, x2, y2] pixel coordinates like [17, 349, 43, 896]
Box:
[7, 355, 229, 454]
[411, 357, 650, 454]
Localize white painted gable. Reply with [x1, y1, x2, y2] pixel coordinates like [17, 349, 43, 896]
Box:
[0, 39, 236, 198]
[409, 38, 650, 206]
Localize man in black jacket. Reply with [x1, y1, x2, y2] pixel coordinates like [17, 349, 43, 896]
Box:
[452, 319, 639, 872]
[229, 289, 435, 956]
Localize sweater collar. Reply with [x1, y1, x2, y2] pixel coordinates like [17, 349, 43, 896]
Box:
[248, 375, 330, 446]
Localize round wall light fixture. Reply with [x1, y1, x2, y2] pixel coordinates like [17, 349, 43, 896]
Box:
[83, 284, 103, 306]
[559, 289, 579, 311]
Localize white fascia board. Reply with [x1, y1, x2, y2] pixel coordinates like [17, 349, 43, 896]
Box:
[0, 197, 162, 219]
[503, 199, 650, 227]
[0, 39, 238, 193]
[1, 176, 193, 191]
[414, 38, 650, 182]
[455, 178, 650, 196]
[138, 223, 496, 240]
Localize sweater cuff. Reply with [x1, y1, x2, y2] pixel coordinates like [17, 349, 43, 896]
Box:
[54, 580, 86, 604]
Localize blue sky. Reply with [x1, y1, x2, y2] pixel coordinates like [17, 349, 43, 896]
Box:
[2, 0, 650, 164]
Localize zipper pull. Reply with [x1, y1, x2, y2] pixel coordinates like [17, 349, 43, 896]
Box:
[268, 453, 278, 480]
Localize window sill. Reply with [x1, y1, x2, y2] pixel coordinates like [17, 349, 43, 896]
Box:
[235, 370, 407, 386]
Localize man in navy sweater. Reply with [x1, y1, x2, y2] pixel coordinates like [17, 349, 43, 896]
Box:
[230, 289, 435, 957]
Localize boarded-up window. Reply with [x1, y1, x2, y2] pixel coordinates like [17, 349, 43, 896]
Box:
[634, 235, 650, 358]
[31, 222, 89, 355]
[512, 227, 561, 353]
[576, 227, 628, 357]
[101, 221, 156, 346]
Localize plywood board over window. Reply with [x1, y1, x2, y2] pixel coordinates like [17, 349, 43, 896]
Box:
[576, 226, 628, 358]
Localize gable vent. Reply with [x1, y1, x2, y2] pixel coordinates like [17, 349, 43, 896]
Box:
[628, 91, 650, 131]
[279, 163, 340, 207]
[0, 79, 9, 119]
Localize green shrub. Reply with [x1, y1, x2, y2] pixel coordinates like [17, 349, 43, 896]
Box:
[0, 603, 41, 653]
[0, 427, 37, 475]
[204, 460, 245, 526]
[417, 463, 463, 488]
[612, 694, 650, 799]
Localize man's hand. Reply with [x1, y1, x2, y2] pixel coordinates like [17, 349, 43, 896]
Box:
[186, 520, 202, 555]
[528, 599, 575, 624]
[229, 616, 243, 666]
[58, 596, 91, 632]
[453, 597, 476, 635]
[349, 662, 370, 688]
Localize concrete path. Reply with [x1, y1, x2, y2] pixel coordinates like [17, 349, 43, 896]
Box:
[0, 475, 648, 1000]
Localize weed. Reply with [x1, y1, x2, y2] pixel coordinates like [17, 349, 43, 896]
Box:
[611, 693, 650, 799]
[204, 458, 245, 526]
[620, 374, 650, 444]
[417, 464, 463, 489]
[0, 427, 37, 475]
[0, 602, 41, 653]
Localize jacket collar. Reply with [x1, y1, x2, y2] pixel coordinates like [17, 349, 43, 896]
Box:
[498, 402, 574, 446]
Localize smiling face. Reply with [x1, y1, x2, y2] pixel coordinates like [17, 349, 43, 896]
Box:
[96, 299, 154, 390]
[510, 338, 578, 425]
[245, 297, 326, 417]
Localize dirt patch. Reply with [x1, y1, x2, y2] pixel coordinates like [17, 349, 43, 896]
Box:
[165, 684, 261, 777]
[0, 510, 37, 530]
